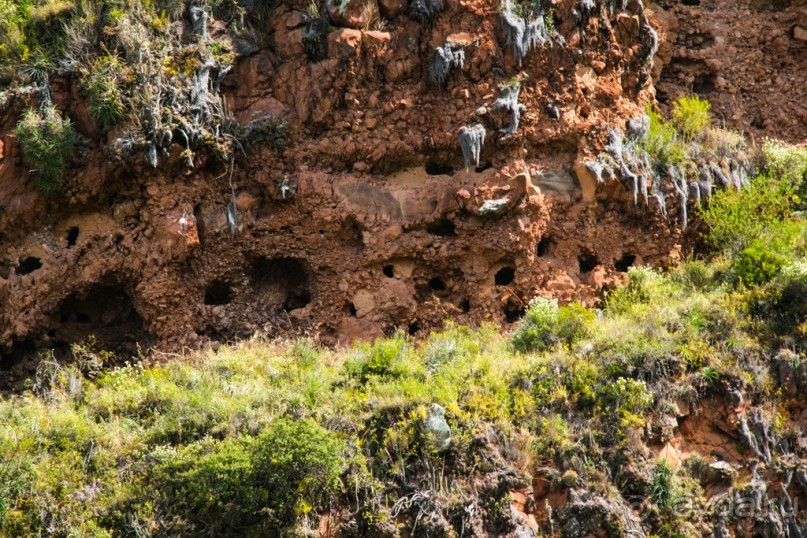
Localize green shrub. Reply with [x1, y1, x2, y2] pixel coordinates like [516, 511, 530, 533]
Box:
[0, 0, 27, 78]
[152, 439, 258, 534]
[251, 417, 346, 524]
[751, 261, 807, 342]
[764, 139, 807, 187]
[594, 377, 653, 432]
[605, 266, 661, 313]
[153, 418, 346, 533]
[732, 222, 804, 286]
[0, 457, 31, 526]
[14, 104, 76, 192]
[671, 96, 711, 141]
[650, 460, 677, 509]
[733, 243, 786, 287]
[700, 173, 796, 253]
[345, 334, 409, 383]
[642, 105, 686, 169]
[555, 302, 594, 347]
[700, 141, 807, 254]
[511, 296, 559, 352]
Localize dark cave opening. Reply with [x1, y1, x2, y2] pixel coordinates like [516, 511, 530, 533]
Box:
[250, 257, 313, 313]
[15, 256, 42, 275]
[475, 161, 493, 173]
[204, 280, 233, 306]
[494, 266, 516, 286]
[383, 265, 395, 278]
[615, 254, 637, 273]
[579, 253, 600, 274]
[427, 219, 457, 237]
[693, 73, 716, 94]
[429, 277, 446, 291]
[55, 283, 153, 355]
[503, 299, 525, 323]
[425, 162, 456, 176]
[537, 236, 551, 257]
[66, 226, 80, 247]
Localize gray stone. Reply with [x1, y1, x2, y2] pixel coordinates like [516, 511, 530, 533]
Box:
[424, 403, 451, 451]
[479, 198, 510, 216]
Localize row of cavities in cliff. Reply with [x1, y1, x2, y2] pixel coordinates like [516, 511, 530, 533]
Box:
[0, 0, 691, 375]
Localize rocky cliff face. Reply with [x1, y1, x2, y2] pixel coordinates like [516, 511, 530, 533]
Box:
[657, 0, 807, 143]
[0, 0, 803, 376]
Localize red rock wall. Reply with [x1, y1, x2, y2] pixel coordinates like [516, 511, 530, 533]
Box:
[0, 0, 798, 374]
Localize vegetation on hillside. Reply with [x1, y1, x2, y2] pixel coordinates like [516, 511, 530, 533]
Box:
[0, 137, 805, 535]
[2, 0, 284, 191]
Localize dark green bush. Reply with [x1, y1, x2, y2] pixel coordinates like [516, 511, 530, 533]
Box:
[732, 223, 803, 286]
[700, 173, 796, 253]
[152, 418, 346, 534]
[14, 104, 76, 192]
[252, 417, 346, 524]
[751, 262, 807, 343]
[152, 438, 258, 534]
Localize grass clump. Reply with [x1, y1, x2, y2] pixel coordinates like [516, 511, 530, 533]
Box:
[14, 104, 76, 192]
[671, 95, 711, 141]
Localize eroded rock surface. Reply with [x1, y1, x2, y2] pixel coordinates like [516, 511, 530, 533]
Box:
[0, 0, 803, 375]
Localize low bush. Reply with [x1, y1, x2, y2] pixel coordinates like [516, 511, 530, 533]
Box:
[511, 296, 559, 352]
[151, 417, 345, 533]
[345, 333, 410, 383]
[700, 140, 807, 254]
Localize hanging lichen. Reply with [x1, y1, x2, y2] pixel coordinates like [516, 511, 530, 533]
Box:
[499, 0, 562, 65]
[493, 81, 526, 134]
[458, 124, 486, 171]
[430, 43, 465, 87]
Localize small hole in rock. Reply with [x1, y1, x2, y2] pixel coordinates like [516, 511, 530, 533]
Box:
[579, 254, 600, 274]
[615, 254, 636, 273]
[348, 303, 357, 316]
[408, 321, 420, 336]
[250, 257, 313, 313]
[66, 226, 79, 247]
[284, 291, 311, 312]
[495, 266, 515, 286]
[425, 162, 455, 176]
[429, 277, 446, 291]
[503, 300, 525, 323]
[205, 281, 232, 306]
[15, 256, 42, 275]
[693, 73, 715, 94]
[75, 312, 91, 323]
[475, 161, 493, 173]
[460, 299, 471, 313]
[681, 0, 699, 5]
[427, 219, 456, 237]
[383, 265, 394, 278]
[537, 236, 551, 257]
